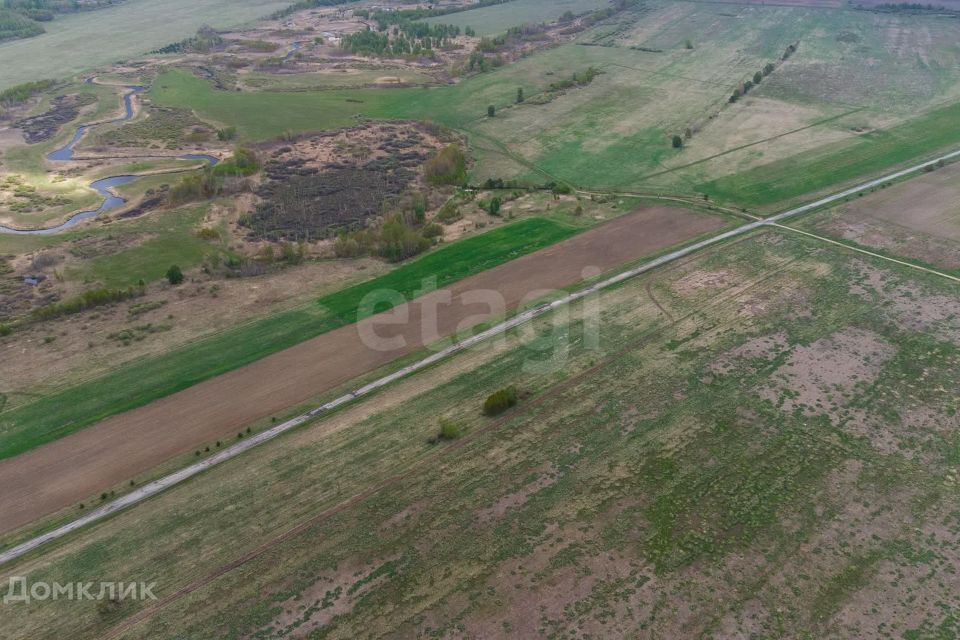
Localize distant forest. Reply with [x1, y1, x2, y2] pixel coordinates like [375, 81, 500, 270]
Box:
[0, 0, 125, 42]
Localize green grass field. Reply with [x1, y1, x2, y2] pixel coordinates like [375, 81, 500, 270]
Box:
[0, 217, 577, 460]
[425, 0, 611, 36]
[7, 230, 960, 638]
[65, 205, 214, 288]
[696, 100, 960, 210]
[240, 67, 435, 90]
[0, 0, 294, 91]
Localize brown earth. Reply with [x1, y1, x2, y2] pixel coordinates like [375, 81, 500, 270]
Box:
[0, 205, 724, 535]
[839, 162, 960, 241]
[816, 162, 960, 268]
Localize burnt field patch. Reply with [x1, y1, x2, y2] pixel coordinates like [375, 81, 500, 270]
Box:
[14, 92, 97, 144]
[240, 123, 447, 241]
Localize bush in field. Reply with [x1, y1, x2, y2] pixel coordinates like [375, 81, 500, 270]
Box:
[672, 135, 683, 149]
[438, 417, 461, 440]
[167, 170, 221, 206]
[424, 145, 467, 186]
[437, 200, 462, 224]
[487, 196, 502, 215]
[482, 385, 518, 416]
[166, 265, 184, 285]
[217, 126, 237, 141]
[214, 147, 260, 177]
[379, 215, 431, 262]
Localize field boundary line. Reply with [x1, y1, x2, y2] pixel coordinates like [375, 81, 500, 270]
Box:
[771, 223, 960, 283]
[633, 106, 866, 183]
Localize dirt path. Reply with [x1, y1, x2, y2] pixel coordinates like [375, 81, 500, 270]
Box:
[0, 206, 723, 535]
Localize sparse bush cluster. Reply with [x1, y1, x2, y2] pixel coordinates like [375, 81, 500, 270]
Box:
[333, 211, 436, 263]
[31, 285, 145, 322]
[201, 241, 305, 279]
[436, 200, 463, 224]
[0, 79, 55, 107]
[167, 148, 257, 206]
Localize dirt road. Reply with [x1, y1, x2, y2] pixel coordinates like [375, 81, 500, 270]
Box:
[0, 206, 723, 535]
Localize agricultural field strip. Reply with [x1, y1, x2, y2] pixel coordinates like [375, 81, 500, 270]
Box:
[605, 62, 736, 89]
[771, 223, 960, 283]
[633, 107, 866, 183]
[3, 142, 960, 567]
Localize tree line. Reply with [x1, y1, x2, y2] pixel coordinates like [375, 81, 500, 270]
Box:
[728, 44, 797, 104]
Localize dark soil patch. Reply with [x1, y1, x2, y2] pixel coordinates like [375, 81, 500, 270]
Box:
[242, 127, 438, 241]
[15, 93, 97, 143]
[117, 190, 168, 220]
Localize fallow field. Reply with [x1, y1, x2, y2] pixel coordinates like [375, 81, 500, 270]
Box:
[4, 229, 960, 638]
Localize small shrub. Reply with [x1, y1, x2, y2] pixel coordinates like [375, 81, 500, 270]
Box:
[672, 135, 683, 149]
[166, 265, 184, 285]
[487, 104, 495, 117]
[438, 417, 461, 440]
[437, 201, 462, 224]
[483, 385, 519, 416]
[424, 145, 467, 186]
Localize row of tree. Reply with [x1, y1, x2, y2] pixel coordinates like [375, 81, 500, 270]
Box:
[729, 60, 778, 103]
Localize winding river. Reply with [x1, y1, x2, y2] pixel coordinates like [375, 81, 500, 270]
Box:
[0, 85, 219, 236]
